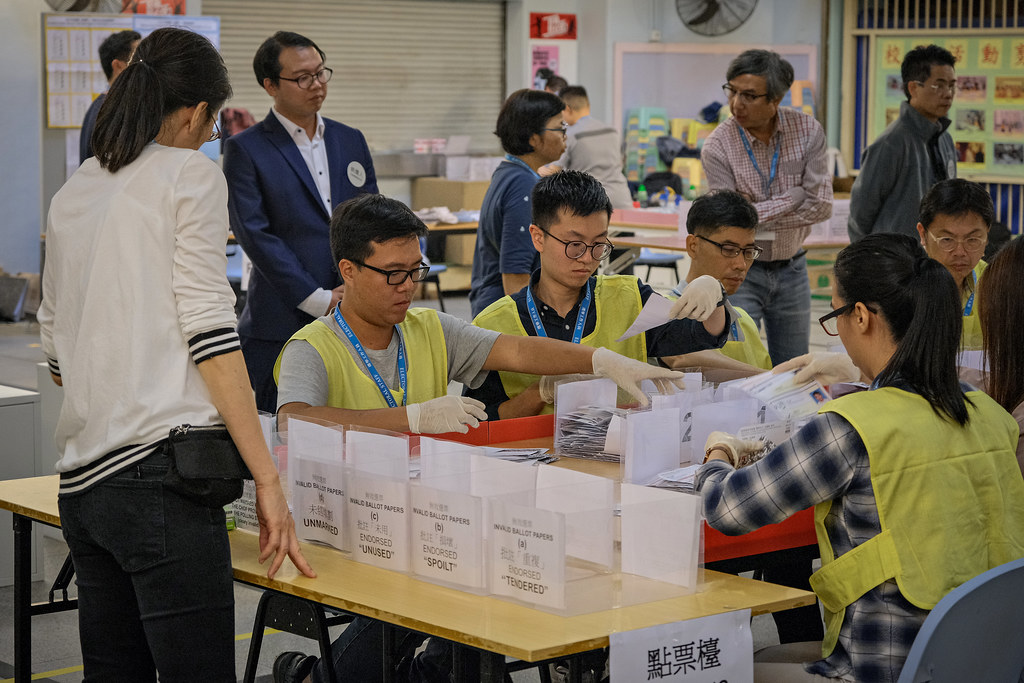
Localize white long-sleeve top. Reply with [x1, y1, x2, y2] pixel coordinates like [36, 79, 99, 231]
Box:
[38, 143, 240, 494]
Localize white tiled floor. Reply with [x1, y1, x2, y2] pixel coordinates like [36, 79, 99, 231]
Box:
[0, 289, 832, 682]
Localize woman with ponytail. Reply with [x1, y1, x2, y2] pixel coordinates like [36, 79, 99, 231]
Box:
[696, 234, 1024, 682]
[38, 28, 313, 682]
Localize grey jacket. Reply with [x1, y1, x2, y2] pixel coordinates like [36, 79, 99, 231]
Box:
[847, 101, 957, 241]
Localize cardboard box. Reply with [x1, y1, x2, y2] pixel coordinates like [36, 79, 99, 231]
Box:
[411, 178, 491, 211]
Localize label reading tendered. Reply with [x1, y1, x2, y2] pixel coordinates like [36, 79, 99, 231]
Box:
[488, 499, 565, 609]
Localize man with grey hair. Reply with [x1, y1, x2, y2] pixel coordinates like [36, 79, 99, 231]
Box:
[701, 49, 832, 366]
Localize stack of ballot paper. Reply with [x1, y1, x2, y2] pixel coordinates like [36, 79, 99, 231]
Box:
[480, 446, 557, 464]
[555, 406, 629, 461]
[733, 369, 830, 419]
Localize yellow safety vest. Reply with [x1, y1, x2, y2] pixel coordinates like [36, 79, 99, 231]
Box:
[472, 275, 646, 414]
[273, 308, 449, 409]
[720, 305, 772, 370]
[961, 260, 986, 351]
[812, 386, 1024, 655]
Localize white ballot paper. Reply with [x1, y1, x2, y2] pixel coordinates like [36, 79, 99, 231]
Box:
[610, 609, 753, 683]
[616, 293, 674, 341]
[736, 369, 830, 419]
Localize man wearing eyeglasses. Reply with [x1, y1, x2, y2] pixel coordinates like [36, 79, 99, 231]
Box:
[664, 191, 772, 373]
[702, 49, 833, 368]
[466, 171, 729, 421]
[224, 31, 378, 413]
[849, 44, 958, 242]
[916, 179, 992, 350]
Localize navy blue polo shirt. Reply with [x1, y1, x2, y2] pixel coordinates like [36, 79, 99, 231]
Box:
[469, 159, 541, 317]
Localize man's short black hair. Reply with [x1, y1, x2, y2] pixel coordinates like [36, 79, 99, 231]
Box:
[559, 85, 589, 110]
[330, 194, 428, 268]
[685, 190, 759, 236]
[919, 178, 994, 231]
[901, 44, 956, 100]
[98, 30, 141, 81]
[253, 31, 326, 88]
[532, 171, 613, 229]
[494, 89, 565, 156]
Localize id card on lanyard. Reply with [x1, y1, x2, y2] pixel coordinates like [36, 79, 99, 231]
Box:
[737, 127, 781, 198]
[526, 281, 592, 343]
[333, 306, 407, 407]
[963, 270, 977, 317]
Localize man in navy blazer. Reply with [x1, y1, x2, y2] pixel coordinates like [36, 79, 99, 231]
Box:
[225, 31, 377, 412]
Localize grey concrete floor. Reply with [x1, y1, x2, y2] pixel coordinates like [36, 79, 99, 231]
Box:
[0, 284, 833, 682]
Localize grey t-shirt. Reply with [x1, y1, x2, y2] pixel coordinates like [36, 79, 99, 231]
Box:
[276, 310, 500, 409]
[556, 115, 633, 210]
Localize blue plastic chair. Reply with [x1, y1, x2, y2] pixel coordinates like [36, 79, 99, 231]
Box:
[896, 556, 1024, 682]
[634, 247, 685, 283]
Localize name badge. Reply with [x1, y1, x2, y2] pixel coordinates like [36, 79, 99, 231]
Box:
[347, 161, 367, 187]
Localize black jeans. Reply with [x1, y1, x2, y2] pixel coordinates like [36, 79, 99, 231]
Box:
[58, 452, 235, 682]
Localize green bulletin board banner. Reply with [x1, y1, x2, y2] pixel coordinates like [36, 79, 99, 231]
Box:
[871, 35, 1024, 181]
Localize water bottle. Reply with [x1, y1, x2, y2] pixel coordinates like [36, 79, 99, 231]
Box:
[636, 185, 648, 208]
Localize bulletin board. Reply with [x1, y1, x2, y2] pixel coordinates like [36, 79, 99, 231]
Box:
[870, 34, 1024, 181]
[43, 12, 220, 128]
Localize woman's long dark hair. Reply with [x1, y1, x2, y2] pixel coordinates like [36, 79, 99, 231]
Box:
[92, 28, 231, 173]
[979, 237, 1024, 414]
[833, 233, 970, 425]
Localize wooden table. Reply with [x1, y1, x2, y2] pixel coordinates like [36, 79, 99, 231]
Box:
[1, 474, 814, 683]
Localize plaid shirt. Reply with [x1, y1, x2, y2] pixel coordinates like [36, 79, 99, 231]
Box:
[696, 410, 928, 683]
[702, 108, 833, 261]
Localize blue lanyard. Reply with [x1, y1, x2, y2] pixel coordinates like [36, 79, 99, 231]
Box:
[737, 127, 781, 197]
[963, 270, 977, 316]
[525, 281, 592, 344]
[332, 306, 406, 407]
[730, 321, 740, 341]
[504, 153, 541, 179]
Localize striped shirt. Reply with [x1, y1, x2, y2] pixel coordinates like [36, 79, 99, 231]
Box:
[702, 107, 833, 261]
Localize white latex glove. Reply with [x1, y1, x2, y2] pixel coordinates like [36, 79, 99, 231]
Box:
[669, 275, 724, 322]
[704, 431, 766, 468]
[590, 347, 686, 406]
[774, 352, 860, 385]
[537, 373, 599, 404]
[406, 396, 487, 434]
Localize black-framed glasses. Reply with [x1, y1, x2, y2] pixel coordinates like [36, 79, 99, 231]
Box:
[543, 121, 569, 136]
[696, 234, 762, 261]
[207, 121, 221, 143]
[539, 227, 614, 260]
[279, 67, 333, 89]
[722, 84, 771, 105]
[818, 302, 877, 336]
[914, 80, 957, 95]
[353, 259, 430, 286]
[925, 231, 986, 254]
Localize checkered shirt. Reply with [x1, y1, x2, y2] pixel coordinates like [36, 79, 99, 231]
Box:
[701, 107, 833, 261]
[696, 410, 928, 683]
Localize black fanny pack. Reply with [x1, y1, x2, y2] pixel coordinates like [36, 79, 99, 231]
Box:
[164, 425, 253, 508]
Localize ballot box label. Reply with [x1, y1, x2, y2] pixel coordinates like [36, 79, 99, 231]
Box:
[410, 485, 483, 588]
[348, 474, 410, 571]
[489, 499, 565, 608]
